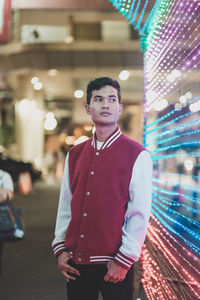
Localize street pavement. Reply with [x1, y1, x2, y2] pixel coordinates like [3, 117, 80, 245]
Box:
[0, 180, 146, 300]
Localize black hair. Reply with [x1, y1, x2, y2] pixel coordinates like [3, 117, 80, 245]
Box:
[86, 77, 121, 104]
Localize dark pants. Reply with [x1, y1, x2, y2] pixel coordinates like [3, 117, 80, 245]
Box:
[0, 242, 3, 274]
[66, 261, 134, 300]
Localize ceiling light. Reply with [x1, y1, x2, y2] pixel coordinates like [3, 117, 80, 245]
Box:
[146, 90, 158, 105]
[84, 125, 93, 132]
[185, 91, 193, 99]
[174, 103, 181, 110]
[44, 118, 57, 131]
[44, 112, 57, 131]
[166, 74, 175, 82]
[48, 69, 58, 76]
[64, 36, 74, 44]
[184, 158, 194, 171]
[171, 69, 181, 78]
[31, 77, 39, 85]
[166, 69, 181, 82]
[74, 90, 84, 99]
[34, 82, 43, 90]
[119, 70, 130, 81]
[189, 100, 200, 112]
[179, 95, 187, 104]
[65, 136, 75, 145]
[45, 112, 54, 119]
[154, 99, 168, 111]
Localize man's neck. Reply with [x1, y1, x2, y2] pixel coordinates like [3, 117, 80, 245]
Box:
[95, 124, 118, 142]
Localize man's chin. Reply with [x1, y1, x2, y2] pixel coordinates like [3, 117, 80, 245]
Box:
[93, 120, 117, 127]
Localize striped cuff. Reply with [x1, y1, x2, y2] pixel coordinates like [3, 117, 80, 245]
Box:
[53, 241, 68, 256]
[114, 250, 136, 270]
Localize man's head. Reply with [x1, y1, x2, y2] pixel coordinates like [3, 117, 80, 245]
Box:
[85, 77, 123, 127]
[86, 77, 121, 105]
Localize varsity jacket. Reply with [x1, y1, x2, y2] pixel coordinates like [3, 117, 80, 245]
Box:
[52, 127, 152, 270]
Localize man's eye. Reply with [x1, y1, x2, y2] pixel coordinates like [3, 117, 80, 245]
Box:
[110, 98, 116, 102]
[95, 98, 102, 102]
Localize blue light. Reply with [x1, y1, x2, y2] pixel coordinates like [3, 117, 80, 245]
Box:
[136, 0, 150, 30]
[109, 1, 200, 297]
[152, 207, 200, 254]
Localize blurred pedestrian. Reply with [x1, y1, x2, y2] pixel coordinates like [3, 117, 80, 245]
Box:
[0, 169, 14, 274]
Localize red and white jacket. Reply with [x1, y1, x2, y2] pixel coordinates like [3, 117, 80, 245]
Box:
[52, 127, 152, 270]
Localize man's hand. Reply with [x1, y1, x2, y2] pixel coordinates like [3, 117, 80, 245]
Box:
[57, 251, 80, 282]
[0, 188, 13, 203]
[104, 261, 128, 283]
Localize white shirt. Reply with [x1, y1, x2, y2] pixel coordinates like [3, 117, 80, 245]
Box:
[0, 170, 14, 191]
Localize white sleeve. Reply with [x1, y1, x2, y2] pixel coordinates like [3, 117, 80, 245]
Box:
[0, 170, 14, 191]
[114, 150, 152, 269]
[52, 153, 72, 255]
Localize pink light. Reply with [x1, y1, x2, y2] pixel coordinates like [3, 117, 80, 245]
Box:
[141, 214, 200, 299]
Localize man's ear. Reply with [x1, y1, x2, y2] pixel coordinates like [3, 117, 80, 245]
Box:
[119, 103, 123, 115]
[85, 104, 91, 115]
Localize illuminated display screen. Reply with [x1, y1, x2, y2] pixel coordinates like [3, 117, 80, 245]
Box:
[110, 0, 200, 298]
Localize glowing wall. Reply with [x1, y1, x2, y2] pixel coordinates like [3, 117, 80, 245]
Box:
[109, 0, 200, 299]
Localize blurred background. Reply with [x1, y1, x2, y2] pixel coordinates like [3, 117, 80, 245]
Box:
[0, 0, 145, 187]
[0, 1, 148, 299]
[0, 1, 200, 299]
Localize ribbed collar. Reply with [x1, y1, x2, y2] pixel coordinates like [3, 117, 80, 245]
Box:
[91, 126, 121, 150]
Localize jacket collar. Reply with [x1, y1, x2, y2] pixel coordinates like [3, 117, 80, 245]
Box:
[91, 126, 121, 150]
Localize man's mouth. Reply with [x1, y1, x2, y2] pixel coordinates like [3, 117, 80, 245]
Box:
[100, 112, 111, 116]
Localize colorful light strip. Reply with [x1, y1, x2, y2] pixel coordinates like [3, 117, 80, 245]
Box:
[109, 0, 200, 298]
[141, 216, 200, 299]
[152, 192, 200, 226]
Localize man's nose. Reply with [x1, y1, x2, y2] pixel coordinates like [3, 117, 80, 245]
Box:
[101, 99, 110, 108]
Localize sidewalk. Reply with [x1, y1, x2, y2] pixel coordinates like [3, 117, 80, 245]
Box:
[0, 180, 146, 300]
[0, 181, 66, 300]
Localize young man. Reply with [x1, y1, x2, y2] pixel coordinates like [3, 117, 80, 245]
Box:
[52, 77, 152, 300]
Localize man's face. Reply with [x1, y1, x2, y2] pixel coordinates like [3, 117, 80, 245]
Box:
[85, 85, 123, 126]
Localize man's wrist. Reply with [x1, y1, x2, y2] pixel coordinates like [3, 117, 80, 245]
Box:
[56, 249, 70, 258]
[53, 241, 68, 256]
[114, 250, 136, 270]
